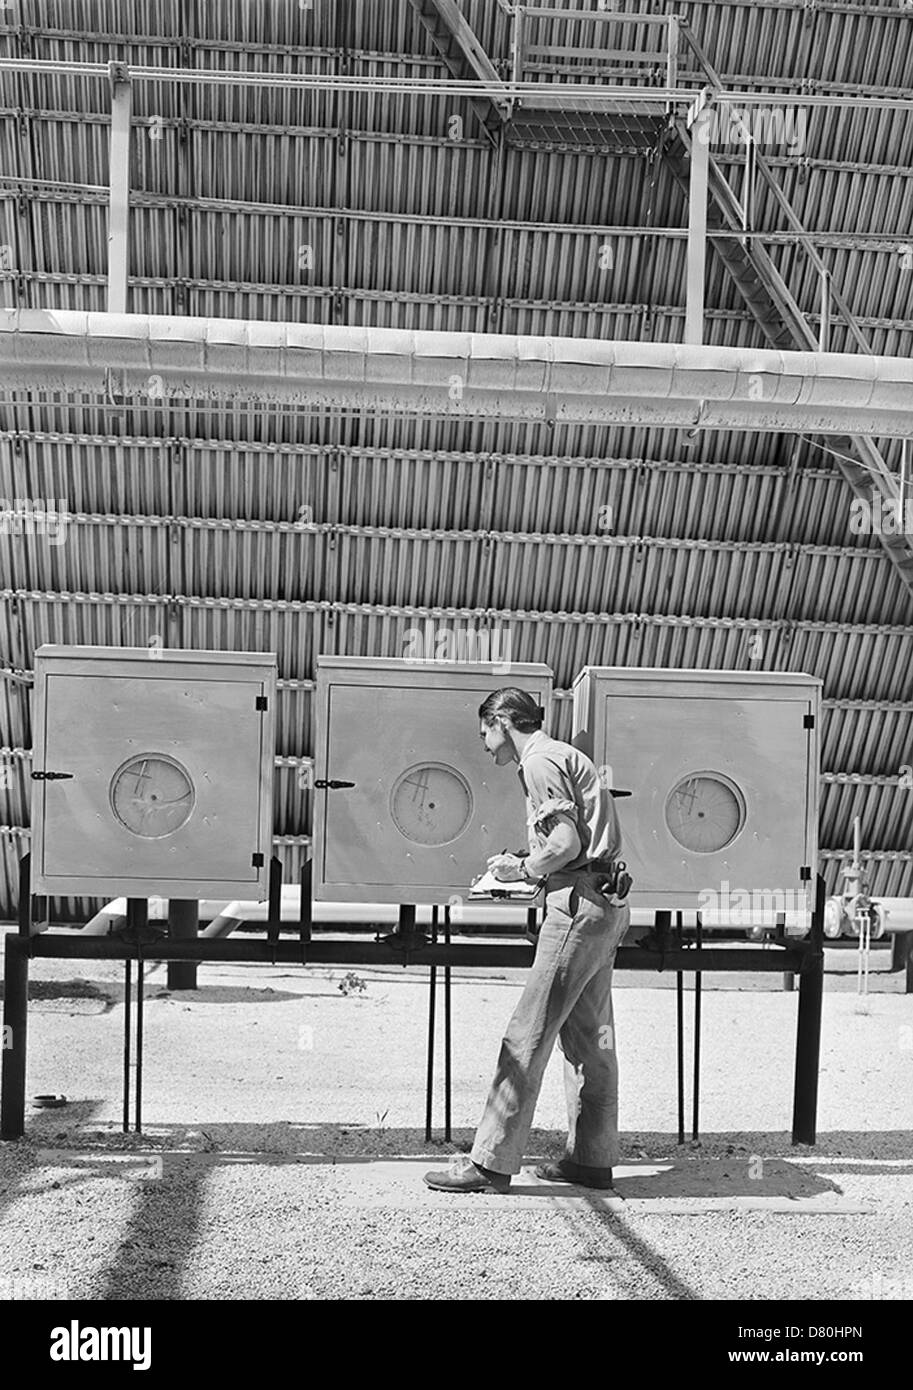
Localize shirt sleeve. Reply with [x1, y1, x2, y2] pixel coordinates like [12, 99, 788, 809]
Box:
[522, 754, 579, 837]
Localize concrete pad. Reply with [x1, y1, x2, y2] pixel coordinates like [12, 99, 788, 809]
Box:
[30, 1150, 870, 1214]
[326, 1159, 873, 1213]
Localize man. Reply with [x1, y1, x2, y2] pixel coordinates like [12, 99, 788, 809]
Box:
[424, 687, 630, 1194]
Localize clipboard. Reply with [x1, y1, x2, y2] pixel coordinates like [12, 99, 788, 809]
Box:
[468, 868, 545, 902]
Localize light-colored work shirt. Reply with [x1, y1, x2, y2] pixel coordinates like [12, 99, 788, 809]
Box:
[517, 730, 623, 870]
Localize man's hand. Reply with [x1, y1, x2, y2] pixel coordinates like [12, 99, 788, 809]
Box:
[487, 853, 525, 883]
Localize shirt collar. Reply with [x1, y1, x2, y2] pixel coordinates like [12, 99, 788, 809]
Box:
[517, 729, 548, 767]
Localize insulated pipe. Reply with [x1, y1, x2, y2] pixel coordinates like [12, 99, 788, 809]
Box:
[80, 891, 912, 938]
[2, 310, 913, 436]
[85, 892, 897, 937]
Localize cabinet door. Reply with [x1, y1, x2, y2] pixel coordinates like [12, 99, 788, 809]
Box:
[36, 673, 267, 888]
[318, 682, 531, 901]
[604, 693, 813, 900]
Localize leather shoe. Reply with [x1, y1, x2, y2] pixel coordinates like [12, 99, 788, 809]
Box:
[533, 1158, 614, 1190]
[423, 1158, 511, 1193]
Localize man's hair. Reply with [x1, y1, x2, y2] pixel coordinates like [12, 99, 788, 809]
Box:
[478, 688, 544, 733]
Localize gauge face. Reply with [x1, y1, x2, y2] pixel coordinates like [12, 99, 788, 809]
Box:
[664, 772, 746, 853]
[110, 753, 195, 839]
[390, 762, 473, 846]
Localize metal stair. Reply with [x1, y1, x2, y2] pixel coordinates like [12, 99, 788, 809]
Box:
[665, 121, 913, 601]
[405, 0, 507, 144]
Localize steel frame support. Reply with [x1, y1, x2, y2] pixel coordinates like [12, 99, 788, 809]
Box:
[684, 112, 709, 344]
[106, 62, 132, 314]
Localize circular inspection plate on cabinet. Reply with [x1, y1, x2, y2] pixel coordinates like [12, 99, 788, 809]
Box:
[390, 762, 474, 846]
[110, 753, 195, 839]
[664, 771, 746, 853]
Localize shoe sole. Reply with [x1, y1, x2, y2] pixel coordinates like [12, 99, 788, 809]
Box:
[423, 1178, 510, 1194]
[424, 1185, 509, 1195]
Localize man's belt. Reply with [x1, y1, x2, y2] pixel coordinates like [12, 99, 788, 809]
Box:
[519, 854, 633, 902]
[570, 858, 633, 902]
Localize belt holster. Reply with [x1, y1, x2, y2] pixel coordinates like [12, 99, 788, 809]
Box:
[593, 863, 633, 903]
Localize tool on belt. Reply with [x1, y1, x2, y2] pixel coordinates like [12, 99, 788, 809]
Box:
[583, 858, 634, 904]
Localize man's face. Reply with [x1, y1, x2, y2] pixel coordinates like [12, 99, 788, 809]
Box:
[480, 717, 514, 766]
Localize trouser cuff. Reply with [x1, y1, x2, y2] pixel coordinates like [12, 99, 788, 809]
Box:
[470, 1143, 521, 1176]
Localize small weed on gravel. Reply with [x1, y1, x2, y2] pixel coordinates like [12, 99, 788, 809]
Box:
[338, 972, 367, 997]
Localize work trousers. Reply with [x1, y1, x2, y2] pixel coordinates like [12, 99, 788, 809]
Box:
[470, 871, 630, 1176]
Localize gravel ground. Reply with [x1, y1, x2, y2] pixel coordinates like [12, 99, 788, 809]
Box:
[1, 928, 911, 1301]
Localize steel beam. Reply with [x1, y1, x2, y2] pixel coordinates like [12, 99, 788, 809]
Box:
[23, 933, 815, 974]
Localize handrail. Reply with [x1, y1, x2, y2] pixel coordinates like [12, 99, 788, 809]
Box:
[750, 154, 874, 356]
[511, 7, 676, 25]
[0, 56, 910, 109]
[675, 18, 875, 360]
[512, 4, 684, 96]
[0, 56, 704, 104]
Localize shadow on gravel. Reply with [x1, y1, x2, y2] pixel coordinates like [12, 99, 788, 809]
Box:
[135, 985, 303, 1005]
[556, 1198, 702, 1299]
[0, 1100, 106, 1243]
[16, 1122, 912, 1168]
[96, 1157, 205, 1300]
[0, 979, 302, 1007]
[38, 1123, 913, 1165]
[624, 1130, 913, 1161]
[0, 980, 118, 1012]
[610, 1158, 837, 1200]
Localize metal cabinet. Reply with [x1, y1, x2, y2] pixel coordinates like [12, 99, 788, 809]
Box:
[31, 645, 276, 899]
[313, 656, 553, 904]
[572, 667, 821, 923]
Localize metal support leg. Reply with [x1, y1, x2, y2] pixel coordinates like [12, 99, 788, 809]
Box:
[124, 899, 147, 1133]
[398, 903, 416, 956]
[267, 857, 283, 962]
[792, 876, 826, 1144]
[675, 911, 685, 1144]
[693, 912, 702, 1142]
[444, 904, 452, 1143]
[891, 931, 913, 993]
[167, 900, 199, 990]
[299, 859, 312, 959]
[425, 907, 438, 1144]
[122, 957, 132, 1134]
[1, 934, 29, 1140]
[135, 942, 144, 1134]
